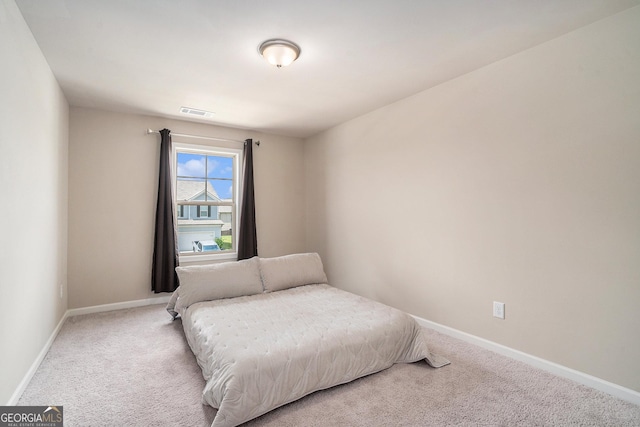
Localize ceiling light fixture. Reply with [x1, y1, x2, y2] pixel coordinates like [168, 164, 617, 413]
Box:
[259, 39, 300, 68]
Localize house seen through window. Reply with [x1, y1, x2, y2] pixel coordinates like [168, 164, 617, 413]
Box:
[174, 143, 240, 259]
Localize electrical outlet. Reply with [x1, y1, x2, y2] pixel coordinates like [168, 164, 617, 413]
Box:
[59, 284, 64, 299]
[493, 301, 505, 319]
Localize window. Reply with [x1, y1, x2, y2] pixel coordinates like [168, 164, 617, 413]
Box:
[173, 142, 242, 260]
[197, 205, 209, 218]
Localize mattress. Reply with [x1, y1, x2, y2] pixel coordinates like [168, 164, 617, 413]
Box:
[180, 283, 449, 427]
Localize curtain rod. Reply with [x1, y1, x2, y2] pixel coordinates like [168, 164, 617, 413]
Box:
[146, 128, 260, 146]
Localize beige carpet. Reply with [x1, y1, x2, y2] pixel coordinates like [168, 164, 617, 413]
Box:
[18, 304, 640, 426]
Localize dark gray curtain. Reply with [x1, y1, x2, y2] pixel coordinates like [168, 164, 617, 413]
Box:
[151, 128, 179, 293]
[238, 139, 258, 260]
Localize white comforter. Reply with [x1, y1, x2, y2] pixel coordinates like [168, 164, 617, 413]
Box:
[180, 284, 449, 427]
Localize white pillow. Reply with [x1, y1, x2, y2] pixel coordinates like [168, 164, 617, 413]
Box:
[175, 256, 262, 311]
[260, 253, 328, 292]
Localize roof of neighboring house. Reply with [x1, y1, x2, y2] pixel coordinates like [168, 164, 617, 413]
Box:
[176, 180, 220, 202]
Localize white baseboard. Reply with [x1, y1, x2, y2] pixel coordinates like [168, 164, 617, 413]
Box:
[66, 295, 172, 317]
[8, 295, 172, 405]
[413, 314, 640, 407]
[7, 310, 70, 405]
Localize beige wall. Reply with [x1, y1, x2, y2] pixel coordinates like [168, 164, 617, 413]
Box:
[68, 107, 305, 309]
[305, 7, 640, 392]
[0, 0, 69, 404]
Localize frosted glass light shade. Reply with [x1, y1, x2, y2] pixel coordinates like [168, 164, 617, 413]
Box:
[259, 40, 300, 68]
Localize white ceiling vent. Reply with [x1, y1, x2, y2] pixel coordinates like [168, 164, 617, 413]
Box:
[180, 107, 215, 118]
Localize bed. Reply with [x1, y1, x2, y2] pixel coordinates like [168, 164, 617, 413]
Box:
[167, 253, 449, 427]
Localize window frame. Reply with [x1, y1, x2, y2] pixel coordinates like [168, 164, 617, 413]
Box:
[172, 141, 243, 263]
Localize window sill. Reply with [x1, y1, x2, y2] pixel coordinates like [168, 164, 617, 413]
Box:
[178, 251, 238, 265]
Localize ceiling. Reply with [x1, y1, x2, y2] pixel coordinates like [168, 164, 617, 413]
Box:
[16, 0, 640, 138]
